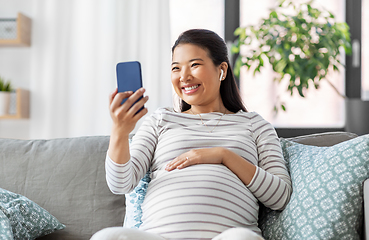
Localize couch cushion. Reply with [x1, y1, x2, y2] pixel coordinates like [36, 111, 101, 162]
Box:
[259, 134, 369, 239]
[0, 188, 65, 239]
[0, 136, 125, 240]
[0, 207, 13, 240]
[123, 171, 151, 229]
[285, 131, 358, 147]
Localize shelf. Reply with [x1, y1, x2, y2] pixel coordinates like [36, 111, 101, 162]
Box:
[0, 89, 30, 119]
[0, 13, 31, 47]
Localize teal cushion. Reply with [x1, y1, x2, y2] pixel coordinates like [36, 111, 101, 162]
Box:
[0, 188, 65, 240]
[123, 171, 151, 228]
[0, 209, 13, 240]
[124, 137, 152, 229]
[259, 134, 369, 239]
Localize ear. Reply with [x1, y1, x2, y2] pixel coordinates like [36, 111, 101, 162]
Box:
[219, 62, 228, 81]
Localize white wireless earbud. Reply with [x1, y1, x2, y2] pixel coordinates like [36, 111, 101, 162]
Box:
[219, 69, 224, 81]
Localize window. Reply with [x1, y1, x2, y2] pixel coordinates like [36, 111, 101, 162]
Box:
[239, 0, 346, 128]
[362, 0, 369, 100]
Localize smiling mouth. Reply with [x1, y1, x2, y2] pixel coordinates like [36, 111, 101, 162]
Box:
[183, 85, 200, 91]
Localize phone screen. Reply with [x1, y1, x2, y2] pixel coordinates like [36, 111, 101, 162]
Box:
[116, 61, 144, 112]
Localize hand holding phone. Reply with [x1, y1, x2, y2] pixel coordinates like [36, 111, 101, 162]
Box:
[109, 62, 147, 165]
[116, 61, 145, 113]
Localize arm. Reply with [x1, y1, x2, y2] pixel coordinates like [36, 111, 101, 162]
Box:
[106, 88, 152, 194]
[247, 114, 292, 210]
[108, 88, 148, 164]
[106, 118, 159, 194]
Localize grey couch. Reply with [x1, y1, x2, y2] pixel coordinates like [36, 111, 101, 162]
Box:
[0, 132, 368, 239]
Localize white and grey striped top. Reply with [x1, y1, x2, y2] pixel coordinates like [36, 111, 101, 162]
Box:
[106, 107, 292, 239]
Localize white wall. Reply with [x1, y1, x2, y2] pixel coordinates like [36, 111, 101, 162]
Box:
[1, 0, 173, 139]
[0, 0, 34, 139]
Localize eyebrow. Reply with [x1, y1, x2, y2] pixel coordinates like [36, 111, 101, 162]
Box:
[171, 58, 204, 65]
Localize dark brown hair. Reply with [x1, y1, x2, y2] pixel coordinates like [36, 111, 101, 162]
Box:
[172, 29, 247, 113]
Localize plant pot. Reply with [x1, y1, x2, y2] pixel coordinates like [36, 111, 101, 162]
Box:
[345, 99, 369, 136]
[0, 91, 11, 115]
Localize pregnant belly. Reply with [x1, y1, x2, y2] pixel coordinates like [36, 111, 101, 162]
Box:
[139, 164, 260, 238]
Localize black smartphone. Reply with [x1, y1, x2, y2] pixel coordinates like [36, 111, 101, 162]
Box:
[116, 61, 144, 112]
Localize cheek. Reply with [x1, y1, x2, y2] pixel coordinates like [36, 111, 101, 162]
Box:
[171, 75, 178, 87]
[171, 75, 181, 93]
[171, 70, 182, 82]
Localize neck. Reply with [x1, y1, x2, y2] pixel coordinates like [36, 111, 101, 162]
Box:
[189, 105, 227, 114]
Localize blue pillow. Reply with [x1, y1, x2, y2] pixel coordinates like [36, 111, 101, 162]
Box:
[259, 134, 369, 239]
[123, 171, 151, 228]
[0, 188, 65, 240]
[0, 209, 13, 240]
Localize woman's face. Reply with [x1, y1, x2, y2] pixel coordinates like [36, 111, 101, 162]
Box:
[171, 43, 226, 111]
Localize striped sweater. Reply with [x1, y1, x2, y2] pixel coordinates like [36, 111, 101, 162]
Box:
[106, 107, 292, 239]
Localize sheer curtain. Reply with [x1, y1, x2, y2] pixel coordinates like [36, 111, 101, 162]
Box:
[29, 0, 172, 139]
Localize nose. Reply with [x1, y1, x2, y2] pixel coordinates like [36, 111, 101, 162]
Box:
[180, 68, 191, 82]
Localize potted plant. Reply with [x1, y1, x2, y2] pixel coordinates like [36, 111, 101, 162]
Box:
[0, 76, 13, 115]
[231, 0, 352, 113]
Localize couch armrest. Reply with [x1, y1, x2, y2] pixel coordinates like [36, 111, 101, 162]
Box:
[364, 178, 369, 240]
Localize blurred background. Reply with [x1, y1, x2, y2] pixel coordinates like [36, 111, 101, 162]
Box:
[0, 0, 367, 139]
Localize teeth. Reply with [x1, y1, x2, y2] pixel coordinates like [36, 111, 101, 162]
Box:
[184, 85, 199, 91]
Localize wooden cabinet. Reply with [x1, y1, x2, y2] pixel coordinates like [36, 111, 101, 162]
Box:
[0, 13, 31, 47]
[0, 89, 30, 119]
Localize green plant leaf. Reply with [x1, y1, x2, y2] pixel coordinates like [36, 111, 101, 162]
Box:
[281, 104, 286, 111]
[232, 0, 351, 113]
[0, 76, 13, 92]
[231, 44, 240, 54]
[233, 57, 243, 77]
[270, 10, 278, 19]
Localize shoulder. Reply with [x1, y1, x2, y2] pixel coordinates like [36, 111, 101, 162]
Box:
[233, 110, 265, 122]
[145, 107, 185, 125]
[153, 107, 176, 114]
[150, 107, 178, 119]
[153, 107, 193, 118]
[236, 111, 274, 131]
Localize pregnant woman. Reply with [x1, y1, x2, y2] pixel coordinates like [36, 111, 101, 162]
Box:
[92, 29, 292, 240]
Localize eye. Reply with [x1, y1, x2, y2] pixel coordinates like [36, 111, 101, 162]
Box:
[171, 66, 180, 71]
[191, 63, 200, 67]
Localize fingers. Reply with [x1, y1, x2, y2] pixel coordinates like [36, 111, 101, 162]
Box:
[131, 98, 149, 120]
[121, 88, 146, 113]
[165, 148, 224, 172]
[109, 88, 149, 136]
[128, 94, 149, 117]
[109, 88, 119, 105]
[110, 88, 147, 115]
[166, 156, 197, 171]
[110, 90, 134, 112]
[165, 157, 184, 171]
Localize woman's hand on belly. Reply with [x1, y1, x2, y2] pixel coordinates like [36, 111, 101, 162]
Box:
[165, 147, 224, 171]
[165, 147, 256, 186]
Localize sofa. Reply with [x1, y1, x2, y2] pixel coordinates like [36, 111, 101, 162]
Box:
[0, 132, 368, 240]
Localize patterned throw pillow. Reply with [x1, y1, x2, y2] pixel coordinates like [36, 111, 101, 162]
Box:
[259, 134, 369, 240]
[123, 171, 151, 228]
[0, 188, 65, 240]
[0, 209, 13, 240]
